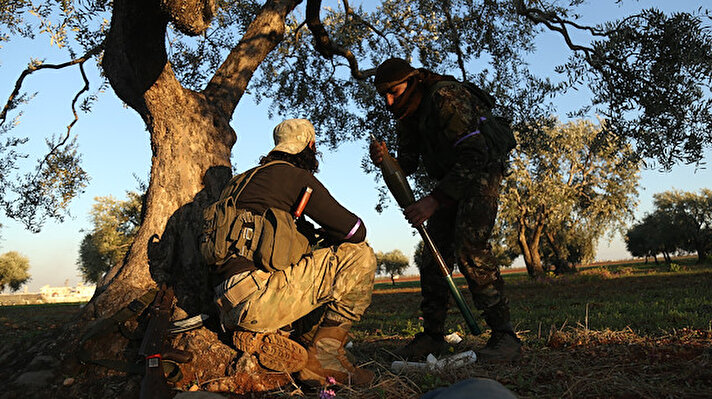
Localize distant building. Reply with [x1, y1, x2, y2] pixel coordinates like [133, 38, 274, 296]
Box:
[1, 283, 96, 306]
[39, 282, 96, 303]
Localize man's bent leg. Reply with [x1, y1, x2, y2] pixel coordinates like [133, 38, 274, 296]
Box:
[320, 241, 377, 324]
[215, 242, 376, 375]
[234, 242, 376, 331]
[214, 270, 308, 372]
[296, 242, 377, 386]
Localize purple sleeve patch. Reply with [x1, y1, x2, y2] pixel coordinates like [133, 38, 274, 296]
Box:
[453, 130, 480, 147]
[345, 218, 362, 239]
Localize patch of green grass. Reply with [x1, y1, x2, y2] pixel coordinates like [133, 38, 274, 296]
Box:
[365, 260, 712, 340]
[373, 279, 422, 290]
[506, 264, 712, 337]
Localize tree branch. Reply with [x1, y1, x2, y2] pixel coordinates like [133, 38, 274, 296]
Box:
[19, 58, 94, 191]
[513, 0, 594, 57]
[0, 43, 103, 128]
[342, 0, 392, 54]
[305, 0, 375, 80]
[204, 0, 301, 117]
[442, 0, 467, 82]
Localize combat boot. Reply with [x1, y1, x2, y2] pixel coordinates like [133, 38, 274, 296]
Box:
[297, 321, 374, 386]
[476, 331, 522, 362]
[393, 332, 446, 361]
[233, 330, 308, 372]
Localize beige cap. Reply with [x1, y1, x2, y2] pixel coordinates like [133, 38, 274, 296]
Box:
[271, 119, 316, 154]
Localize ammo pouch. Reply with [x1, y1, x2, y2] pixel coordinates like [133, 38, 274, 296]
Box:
[200, 199, 263, 266]
[254, 207, 310, 272]
[214, 269, 271, 315]
[200, 160, 310, 270]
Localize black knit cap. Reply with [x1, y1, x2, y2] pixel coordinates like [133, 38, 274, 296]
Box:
[374, 58, 418, 94]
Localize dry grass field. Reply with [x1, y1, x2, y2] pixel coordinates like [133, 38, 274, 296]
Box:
[0, 259, 710, 398]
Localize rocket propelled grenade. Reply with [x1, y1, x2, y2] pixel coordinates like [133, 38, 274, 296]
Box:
[370, 134, 416, 208]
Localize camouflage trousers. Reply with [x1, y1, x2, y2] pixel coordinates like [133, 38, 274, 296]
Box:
[214, 241, 377, 333]
[420, 168, 513, 335]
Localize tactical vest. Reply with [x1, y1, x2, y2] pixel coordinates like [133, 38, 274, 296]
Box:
[199, 161, 310, 272]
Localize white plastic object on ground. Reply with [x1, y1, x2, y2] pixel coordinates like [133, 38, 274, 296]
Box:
[390, 350, 477, 373]
[443, 332, 462, 344]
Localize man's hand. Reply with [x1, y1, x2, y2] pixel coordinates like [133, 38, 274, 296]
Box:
[403, 195, 439, 227]
[369, 140, 388, 166]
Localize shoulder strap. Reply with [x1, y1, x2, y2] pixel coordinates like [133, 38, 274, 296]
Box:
[223, 160, 293, 201]
[424, 80, 457, 103]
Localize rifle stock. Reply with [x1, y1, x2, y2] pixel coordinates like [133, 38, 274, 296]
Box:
[139, 284, 175, 399]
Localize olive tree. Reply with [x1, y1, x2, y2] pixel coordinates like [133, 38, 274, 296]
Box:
[499, 119, 639, 277]
[77, 192, 143, 284]
[1, 0, 710, 395]
[375, 249, 409, 285]
[626, 210, 682, 264]
[0, 251, 31, 292]
[651, 189, 712, 263]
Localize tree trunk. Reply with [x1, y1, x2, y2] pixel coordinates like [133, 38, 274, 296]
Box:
[555, 261, 577, 274]
[545, 230, 576, 275]
[80, 0, 233, 326]
[695, 242, 707, 264]
[58, 0, 301, 395]
[517, 221, 545, 277]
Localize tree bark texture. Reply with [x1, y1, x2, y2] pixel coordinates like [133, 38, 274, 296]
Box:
[68, 0, 301, 391]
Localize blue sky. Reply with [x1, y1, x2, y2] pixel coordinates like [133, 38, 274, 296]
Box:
[1, 1, 710, 291]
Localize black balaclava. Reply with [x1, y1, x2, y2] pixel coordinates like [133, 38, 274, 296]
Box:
[387, 76, 424, 119]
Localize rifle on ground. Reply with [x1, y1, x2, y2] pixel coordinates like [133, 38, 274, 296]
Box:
[139, 284, 193, 399]
[371, 135, 482, 336]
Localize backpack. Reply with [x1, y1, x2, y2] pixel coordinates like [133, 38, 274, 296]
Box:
[463, 81, 517, 161]
[432, 80, 517, 162]
[199, 161, 310, 272]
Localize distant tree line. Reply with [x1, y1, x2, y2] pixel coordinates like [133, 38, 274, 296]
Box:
[626, 189, 712, 264]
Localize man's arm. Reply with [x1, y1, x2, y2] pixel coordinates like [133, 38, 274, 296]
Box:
[300, 173, 367, 244]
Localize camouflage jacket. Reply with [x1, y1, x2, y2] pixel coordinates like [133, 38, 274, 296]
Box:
[396, 80, 491, 202]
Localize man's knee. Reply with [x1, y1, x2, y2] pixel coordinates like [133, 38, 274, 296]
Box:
[460, 255, 500, 287]
[335, 241, 377, 274]
[470, 283, 504, 310]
